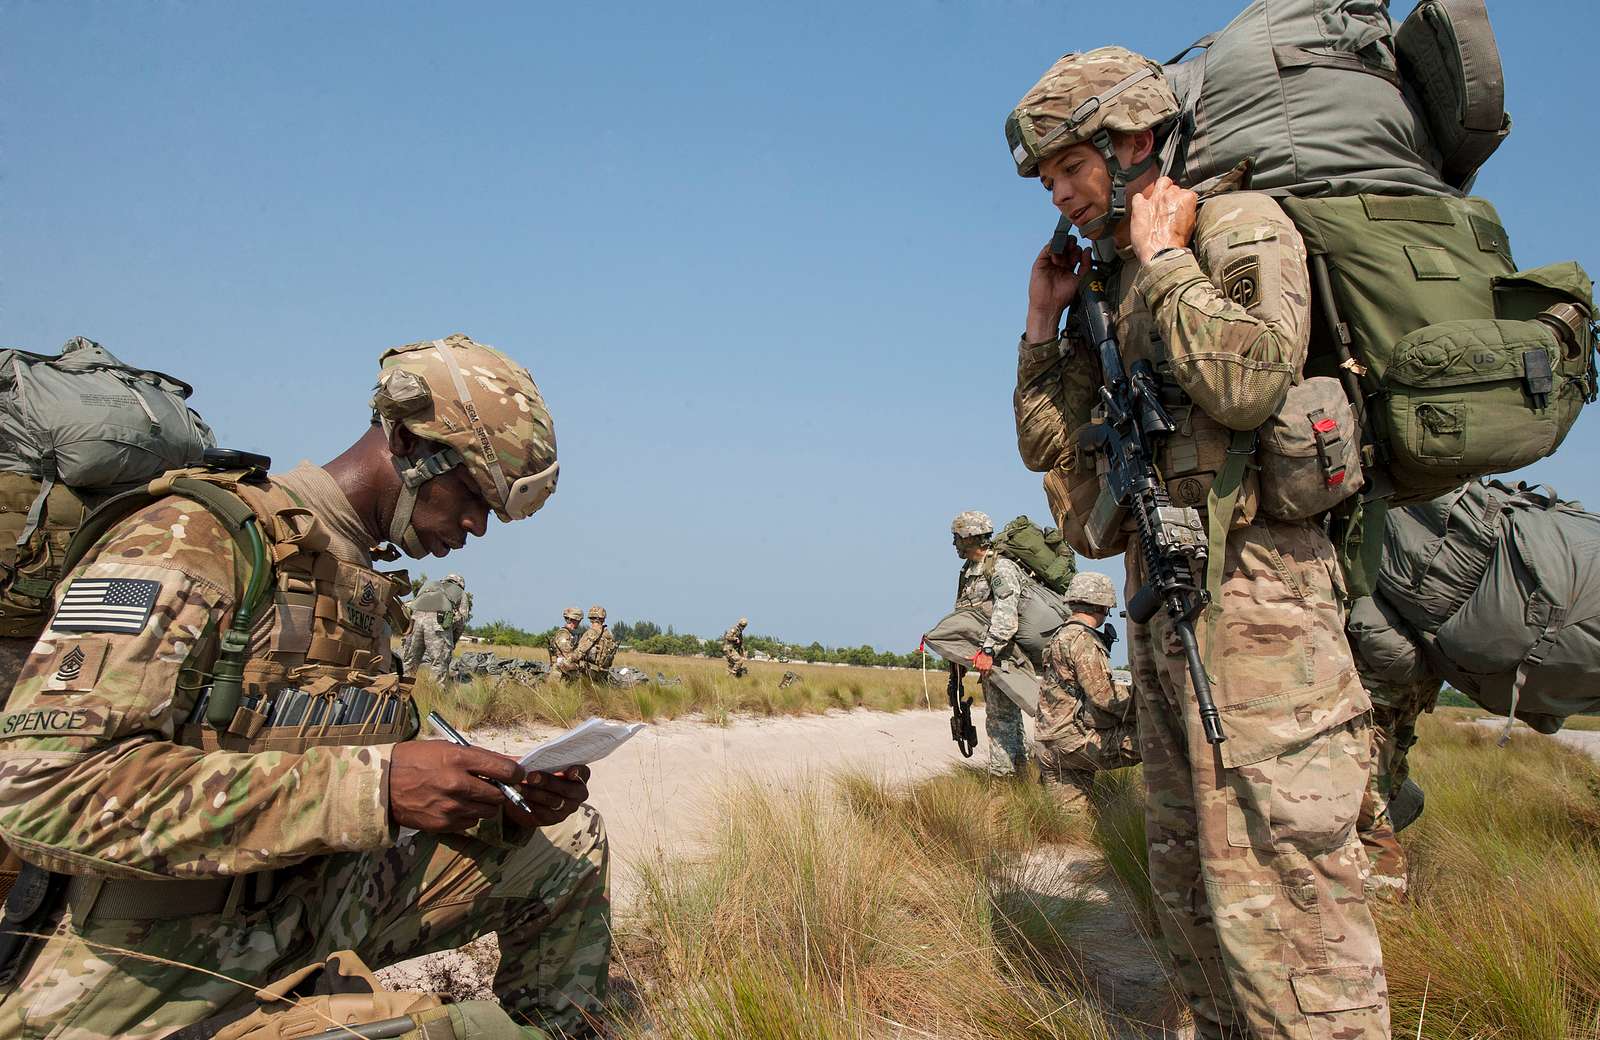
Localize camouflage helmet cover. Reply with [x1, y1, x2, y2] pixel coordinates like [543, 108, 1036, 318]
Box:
[372, 333, 560, 527]
[1005, 46, 1180, 177]
[562, 606, 583, 622]
[1066, 571, 1118, 610]
[587, 604, 607, 621]
[444, 573, 465, 586]
[737, 617, 749, 627]
[951, 511, 994, 538]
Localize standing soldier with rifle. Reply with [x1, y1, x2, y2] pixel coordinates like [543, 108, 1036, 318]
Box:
[950, 511, 1029, 778]
[1007, 48, 1386, 1039]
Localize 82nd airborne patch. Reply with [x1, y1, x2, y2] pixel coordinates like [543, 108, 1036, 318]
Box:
[1222, 254, 1261, 309]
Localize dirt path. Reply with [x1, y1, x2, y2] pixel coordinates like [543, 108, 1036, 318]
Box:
[473, 706, 984, 895]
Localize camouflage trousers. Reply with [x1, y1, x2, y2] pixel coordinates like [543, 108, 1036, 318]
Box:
[983, 678, 1027, 777]
[1128, 518, 1388, 1040]
[0, 636, 33, 709]
[1355, 679, 1439, 900]
[402, 612, 457, 682]
[724, 651, 748, 678]
[1029, 717, 1140, 810]
[0, 806, 611, 1040]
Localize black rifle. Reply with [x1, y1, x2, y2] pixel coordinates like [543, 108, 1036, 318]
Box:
[947, 663, 977, 757]
[1072, 262, 1226, 745]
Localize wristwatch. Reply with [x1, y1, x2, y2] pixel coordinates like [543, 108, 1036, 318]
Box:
[1150, 246, 1188, 262]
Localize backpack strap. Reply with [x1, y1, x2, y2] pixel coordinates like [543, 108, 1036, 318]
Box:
[1498, 600, 1566, 747]
[15, 453, 57, 548]
[1202, 429, 1258, 667]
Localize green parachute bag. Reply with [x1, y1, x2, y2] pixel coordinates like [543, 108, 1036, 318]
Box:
[992, 515, 1077, 595]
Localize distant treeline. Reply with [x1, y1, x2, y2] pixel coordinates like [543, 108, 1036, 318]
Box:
[464, 618, 930, 669]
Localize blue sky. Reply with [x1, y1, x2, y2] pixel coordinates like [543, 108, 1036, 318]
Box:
[4, 2, 1596, 651]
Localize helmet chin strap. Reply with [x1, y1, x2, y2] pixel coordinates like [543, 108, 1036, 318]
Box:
[1078, 129, 1158, 241]
[387, 445, 462, 557]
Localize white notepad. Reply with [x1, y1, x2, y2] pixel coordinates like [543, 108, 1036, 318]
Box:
[518, 716, 646, 774]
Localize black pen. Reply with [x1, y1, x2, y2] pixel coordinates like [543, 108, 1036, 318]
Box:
[426, 711, 533, 815]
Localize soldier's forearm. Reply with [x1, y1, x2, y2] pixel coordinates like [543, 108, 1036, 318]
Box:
[0, 741, 392, 879]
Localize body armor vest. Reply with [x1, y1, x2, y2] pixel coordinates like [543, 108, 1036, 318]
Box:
[153, 471, 418, 754]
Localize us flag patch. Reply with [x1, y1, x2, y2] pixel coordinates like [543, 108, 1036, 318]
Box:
[51, 578, 161, 634]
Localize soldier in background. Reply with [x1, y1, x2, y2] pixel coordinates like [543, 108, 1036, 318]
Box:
[0, 335, 607, 1039]
[951, 510, 1028, 778]
[574, 604, 617, 681]
[550, 606, 584, 680]
[452, 585, 474, 644]
[1006, 49, 1386, 1037]
[402, 572, 470, 681]
[1031, 572, 1139, 811]
[722, 617, 750, 677]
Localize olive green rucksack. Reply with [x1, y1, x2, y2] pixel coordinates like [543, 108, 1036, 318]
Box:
[1163, 0, 1597, 506]
[1288, 194, 1596, 505]
[992, 515, 1077, 595]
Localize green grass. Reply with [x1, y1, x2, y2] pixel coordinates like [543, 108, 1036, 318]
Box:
[414, 647, 975, 730]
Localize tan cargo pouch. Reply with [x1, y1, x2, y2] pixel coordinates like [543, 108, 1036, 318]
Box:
[0, 474, 86, 639]
[1257, 377, 1365, 520]
[162, 949, 526, 1040]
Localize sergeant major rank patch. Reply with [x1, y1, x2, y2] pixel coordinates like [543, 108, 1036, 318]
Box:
[51, 578, 160, 634]
[1222, 255, 1261, 308]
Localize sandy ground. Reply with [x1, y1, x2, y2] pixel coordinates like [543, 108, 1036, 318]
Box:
[379, 707, 1008, 999]
[471, 706, 984, 896]
[1474, 715, 1600, 759]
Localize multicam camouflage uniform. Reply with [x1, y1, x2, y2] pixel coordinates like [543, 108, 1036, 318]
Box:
[722, 620, 749, 677]
[550, 611, 583, 681]
[1009, 50, 1387, 1039]
[955, 551, 1028, 776]
[0, 338, 606, 1040]
[0, 637, 30, 707]
[574, 609, 616, 682]
[1032, 622, 1139, 809]
[402, 576, 468, 682]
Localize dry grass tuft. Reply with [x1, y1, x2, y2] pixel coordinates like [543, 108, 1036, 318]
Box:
[614, 770, 1118, 1039]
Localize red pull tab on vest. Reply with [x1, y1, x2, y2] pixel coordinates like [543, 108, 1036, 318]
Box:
[1312, 418, 1338, 434]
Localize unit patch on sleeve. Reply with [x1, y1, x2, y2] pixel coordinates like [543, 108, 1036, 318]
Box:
[50, 578, 161, 634]
[1222, 254, 1262, 308]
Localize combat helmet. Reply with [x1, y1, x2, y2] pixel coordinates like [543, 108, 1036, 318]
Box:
[562, 606, 583, 622]
[737, 617, 749, 628]
[444, 573, 465, 586]
[371, 333, 559, 557]
[588, 604, 607, 622]
[1066, 571, 1118, 610]
[1005, 46, 1180, 237]
[951, 511, 994, 539]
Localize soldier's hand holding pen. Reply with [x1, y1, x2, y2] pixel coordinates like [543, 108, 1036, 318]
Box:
[390, 740, 591, 833]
